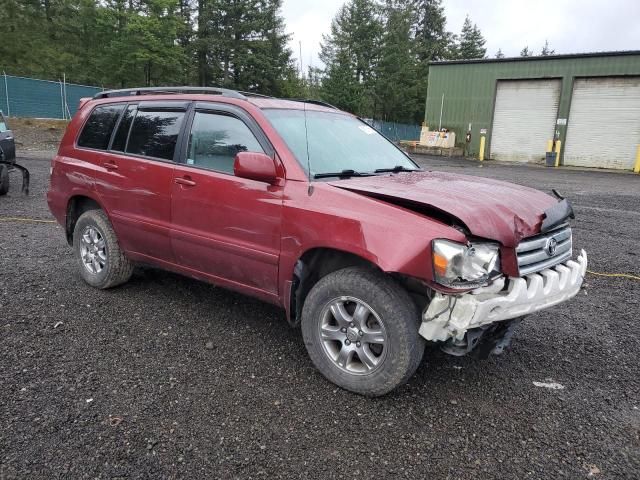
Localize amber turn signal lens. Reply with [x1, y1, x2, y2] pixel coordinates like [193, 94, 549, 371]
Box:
[433, 253, 448, 276]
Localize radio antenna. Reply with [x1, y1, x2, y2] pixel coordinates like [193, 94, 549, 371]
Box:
[303, 100, 313, 195]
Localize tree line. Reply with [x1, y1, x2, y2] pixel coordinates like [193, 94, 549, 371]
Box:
[318, 0, 488, 123]
[1, 0, 299, 97]
[0, 0, 555, 124]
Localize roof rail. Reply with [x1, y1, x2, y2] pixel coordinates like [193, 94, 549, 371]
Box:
[284, 98, 339, 110]
[237, 90, 273, 99]
[93, 86, 247, 100]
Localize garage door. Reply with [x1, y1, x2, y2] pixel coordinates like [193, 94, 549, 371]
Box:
[490, 79, 561, 163]
[564, 77, 640, 170]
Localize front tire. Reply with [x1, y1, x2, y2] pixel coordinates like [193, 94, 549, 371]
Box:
[73, 209, 133, 289]
[301, 266, 425, 396]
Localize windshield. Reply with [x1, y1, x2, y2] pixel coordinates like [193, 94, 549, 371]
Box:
[263, 109, 417, 178]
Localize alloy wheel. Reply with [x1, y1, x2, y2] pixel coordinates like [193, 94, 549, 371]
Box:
[318, 296, 388, 375]
[79, 226, 107, 274]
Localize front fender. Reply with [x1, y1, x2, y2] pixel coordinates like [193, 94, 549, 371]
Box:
[278, 181, 467, 301]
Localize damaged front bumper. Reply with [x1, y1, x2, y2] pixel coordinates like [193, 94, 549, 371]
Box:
[419, 249, 588, 342]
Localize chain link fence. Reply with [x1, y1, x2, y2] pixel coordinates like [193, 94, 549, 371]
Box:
[1, 73, 103, 119]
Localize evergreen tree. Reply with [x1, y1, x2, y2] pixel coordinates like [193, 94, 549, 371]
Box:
[541, 40, 555, 56]
[0, 0, 295, 93]
[520, 46, 532, 57]
[117, 0, 186, 86]
[176, 0, 195, 83]
[411, 0, 453, 62]
[321, 47, 364, 114]
[196, 0, 296, 95]
[319, 0, 382, 116]
[0, 0, 95, 81]
[305, 66, 324, 99]
[495, 48, 505, 58]
[456, 15, 486, 59]
[410, 0, 454, 122]
[375, 3, 416, 123]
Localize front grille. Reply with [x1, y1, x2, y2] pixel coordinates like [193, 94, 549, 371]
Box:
[516, 224, 572, 276]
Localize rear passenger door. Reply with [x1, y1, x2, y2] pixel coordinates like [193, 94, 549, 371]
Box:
[88, 101, 188, 263]
[170, 103, 283, 296]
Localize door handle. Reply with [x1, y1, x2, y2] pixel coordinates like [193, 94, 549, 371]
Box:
[175, 176, 196, 187]
[102, 161, 118, 171]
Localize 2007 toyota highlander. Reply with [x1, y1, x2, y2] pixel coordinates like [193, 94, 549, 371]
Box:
[47, 87, 587, 396]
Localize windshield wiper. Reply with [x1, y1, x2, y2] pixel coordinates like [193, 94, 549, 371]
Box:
[374, 165, 421, 173]
[313, 169, 376, 179]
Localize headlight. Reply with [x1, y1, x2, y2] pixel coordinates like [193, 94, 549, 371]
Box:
[432, 239, 501, 289]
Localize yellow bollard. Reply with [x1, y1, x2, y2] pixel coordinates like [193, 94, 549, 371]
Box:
[546, 140, 553, 153]
[554, 140, 562, 167]
[634, 145, 640, 173]
[479, 135, 486, 161]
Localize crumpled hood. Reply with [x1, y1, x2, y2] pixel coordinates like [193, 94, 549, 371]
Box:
[329, 171, 558, 247]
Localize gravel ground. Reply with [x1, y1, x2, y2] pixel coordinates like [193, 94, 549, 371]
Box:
[6, 119, 68, 152]
[1, 152, 639, 479]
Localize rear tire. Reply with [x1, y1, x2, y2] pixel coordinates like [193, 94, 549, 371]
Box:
[73, 209, 133, 289]
[0, 165, 9, 196]
[301, 266, 425, 397]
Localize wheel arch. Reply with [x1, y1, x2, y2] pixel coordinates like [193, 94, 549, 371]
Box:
[286, 247, 383, 328]
[65, 195, 105, 245]
[285, 247, 434, 328]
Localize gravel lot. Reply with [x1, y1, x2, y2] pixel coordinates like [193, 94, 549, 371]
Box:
[1, 152, 639, 479]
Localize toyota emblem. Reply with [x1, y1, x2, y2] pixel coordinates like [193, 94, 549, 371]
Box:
[546, 237, 558, 256]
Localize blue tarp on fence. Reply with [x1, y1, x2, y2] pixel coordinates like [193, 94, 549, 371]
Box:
[0, 74, 102, 119]
[0, 75, 424, 142]
[366, 119, 421, 142]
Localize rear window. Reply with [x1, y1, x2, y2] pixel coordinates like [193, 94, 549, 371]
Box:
[77, 104, 124, 150]
[126, 110, 185, 161]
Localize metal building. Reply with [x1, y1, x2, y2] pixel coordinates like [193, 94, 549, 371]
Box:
[424, 51, 640, 170]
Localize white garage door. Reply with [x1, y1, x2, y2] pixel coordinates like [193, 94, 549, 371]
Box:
[564, 77, 640, 170]
[490, 79, 561, 163]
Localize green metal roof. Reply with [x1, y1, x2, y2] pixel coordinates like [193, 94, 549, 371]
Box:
[429, 50, 640, 66]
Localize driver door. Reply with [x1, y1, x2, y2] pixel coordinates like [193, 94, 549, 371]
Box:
[170, 104, 284, 297]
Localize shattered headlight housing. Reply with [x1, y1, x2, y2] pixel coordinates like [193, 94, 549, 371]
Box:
[432, 239, 501, 289]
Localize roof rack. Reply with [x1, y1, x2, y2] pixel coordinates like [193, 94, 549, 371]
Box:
[93, 86, 247, 100]
[237, 90, 273, 99]
[284, 98, 339, 110]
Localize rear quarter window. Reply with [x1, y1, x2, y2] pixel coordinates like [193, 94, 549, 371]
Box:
[77, 104, 124, 150]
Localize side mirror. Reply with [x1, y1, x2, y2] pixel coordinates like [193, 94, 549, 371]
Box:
[233, 151, 279, 184]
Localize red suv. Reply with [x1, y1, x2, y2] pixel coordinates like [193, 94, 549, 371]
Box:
[48, 87, 587, 396]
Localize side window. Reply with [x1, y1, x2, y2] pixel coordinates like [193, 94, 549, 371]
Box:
[187, 112, 264, 174]
[111, 104, 136, 152]
[126, 109, 185, 161]
[0, 113, 7, 132]
[77, 104, 124, 150]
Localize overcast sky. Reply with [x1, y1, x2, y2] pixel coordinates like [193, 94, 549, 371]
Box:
[283, 0, 640, 72]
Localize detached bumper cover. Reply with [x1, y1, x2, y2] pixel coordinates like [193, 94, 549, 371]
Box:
[419, 249, 588, 342]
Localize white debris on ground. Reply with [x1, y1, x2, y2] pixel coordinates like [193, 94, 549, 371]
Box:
[584, 464, 601, 477]
[533, 380, 565, 390]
